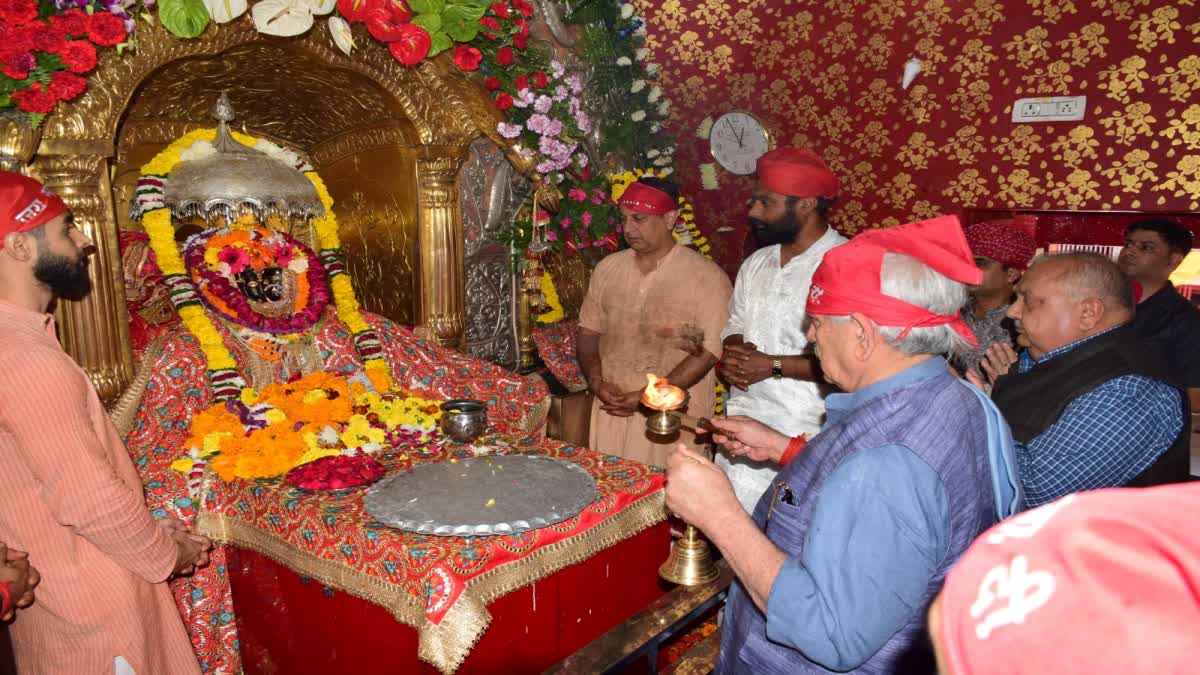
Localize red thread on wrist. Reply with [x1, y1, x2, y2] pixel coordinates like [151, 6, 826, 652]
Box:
[0, 580, 12, 617]
[780, 434, 808, 465]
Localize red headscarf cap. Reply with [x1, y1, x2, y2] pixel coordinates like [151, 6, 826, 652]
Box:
[755, 147, 839, 200]
[0, 171, 68, 250]
[963, 219, 1038, 271]
[617, 181, 677, 215]
[939, 483, 1200, 675]
[806, 215, 983, 345]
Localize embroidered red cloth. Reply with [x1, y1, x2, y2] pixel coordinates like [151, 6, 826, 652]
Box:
[531, 319, 587, 391]
[807, 215, 983, 345]
[127, 312, 552, 675]
[939, 484, 1200, 675]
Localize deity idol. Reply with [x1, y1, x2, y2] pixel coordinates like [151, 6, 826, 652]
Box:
[115, 97, 549, 674]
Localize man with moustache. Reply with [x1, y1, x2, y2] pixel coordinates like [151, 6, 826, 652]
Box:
[577, 176, 731, 466]
[716, 148, 846, 511]
[0, 172, 208, 673]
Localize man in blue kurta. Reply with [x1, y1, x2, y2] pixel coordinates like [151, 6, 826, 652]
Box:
[667, 215, 1019, 674]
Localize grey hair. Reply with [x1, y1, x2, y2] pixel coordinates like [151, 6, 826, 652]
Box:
[1037, 251, 1135, 312]
[831, 252, 972, 360]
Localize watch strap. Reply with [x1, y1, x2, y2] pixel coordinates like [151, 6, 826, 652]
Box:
[771, 358, 784, 379]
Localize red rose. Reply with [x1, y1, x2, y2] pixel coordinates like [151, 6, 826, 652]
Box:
[49, 9, 88, 37]
[365, 4, 410, 42]
[532, 71, 547, 88]
[488, 1, 509, 18]
[513, 0, 533, 17]
[452, 44, 482, 71]
[336, 0, 376, 22]
[479, 16, 500, 31]
[513, 74, 528, 91]
[58, 40, 97, 73]
[495, 92, 513, 110]
[0, 0, 38, 26]
[48, 71, 86, 101]
[31, 24, 66, 54]
[86, 11, 127, 47]
[387, 24, 430, 65]
[513, 32, 527, 50]
[483, 76, 500, 90]
[495, 46, 513, 65]
[12, 83, 57, 114]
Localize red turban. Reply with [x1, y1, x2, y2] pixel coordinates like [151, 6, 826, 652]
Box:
[939, 483, 1200, 675]
[617, 181, 677, 215]
[963, 219, 1037, 271]
[755, 147, 839, 199]
[806, 215, 983, 345]
[0, 171, 68, 250]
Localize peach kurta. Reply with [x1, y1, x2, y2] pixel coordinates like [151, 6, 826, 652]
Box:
[579, 245, 732, 466]
[0, 300, 199, 675]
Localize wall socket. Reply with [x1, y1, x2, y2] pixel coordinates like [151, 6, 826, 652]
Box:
[1012, 96, 1086, 123]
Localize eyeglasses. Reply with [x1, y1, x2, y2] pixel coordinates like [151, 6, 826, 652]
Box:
[765, 479, 796, 525]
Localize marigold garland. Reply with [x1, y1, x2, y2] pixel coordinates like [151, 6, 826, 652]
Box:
[536, 271, 564, 324]
[137, 128, 393, 399]
[609, 168, 711, 257]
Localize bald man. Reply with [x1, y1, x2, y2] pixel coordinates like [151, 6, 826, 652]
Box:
[986, 252, 1189, 508]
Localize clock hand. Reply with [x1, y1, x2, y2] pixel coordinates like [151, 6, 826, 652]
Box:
[735, 124, 745, 148]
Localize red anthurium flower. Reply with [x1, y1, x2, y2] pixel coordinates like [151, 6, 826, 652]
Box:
[495, 92, 513, 110]
[336, 0, 376, 22]
[388, 23, 431, 65]
[452, 44, 482, 71]
[479, 16, 500, 31]
[365, 3, 410, 42]
[488, 1, 509, 18]
[513, 74, 528, 91]
[532, 71, 547, 88]
[495, 46, 513, 65]
[513, 0, 533, 17]
[483, 76, 500, 90]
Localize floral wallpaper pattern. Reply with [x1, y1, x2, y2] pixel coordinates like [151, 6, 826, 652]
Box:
[637, 0, 1200, 274]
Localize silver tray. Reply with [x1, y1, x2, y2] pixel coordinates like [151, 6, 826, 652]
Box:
[363, 454, 598, 536]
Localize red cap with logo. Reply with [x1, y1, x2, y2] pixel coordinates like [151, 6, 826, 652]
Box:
[617, 181, 677, 215]
[0, 171, 68, 250]
[755, 147, 839, 200]
[939, 483, 1200, 675]
[805, 215, 983, 346]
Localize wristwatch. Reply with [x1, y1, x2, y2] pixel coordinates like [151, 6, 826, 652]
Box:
[771, 358, 784, 379]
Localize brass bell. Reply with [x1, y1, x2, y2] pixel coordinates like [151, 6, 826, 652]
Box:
[659, 524, 720, 586]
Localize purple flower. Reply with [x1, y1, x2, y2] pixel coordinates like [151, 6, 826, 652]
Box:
[535, 161, 555, 174]
[544, 117, 563, 137]
[497, 122, 522, 139]
[526, 114, 549, 134]
[576, 112, 592, 133]
[565, 75, 583, 95]
[553, 85, 569, 102]
[534, 95, 553, 114]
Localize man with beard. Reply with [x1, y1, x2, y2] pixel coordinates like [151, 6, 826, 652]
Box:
[1117, 218, 1200, 411]
[716, 148, 846, 511]
[577, 176, 731, 466]
[0, 172, 208, 674]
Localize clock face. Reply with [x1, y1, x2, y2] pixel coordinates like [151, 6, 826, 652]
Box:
[710, 112, 770, 175]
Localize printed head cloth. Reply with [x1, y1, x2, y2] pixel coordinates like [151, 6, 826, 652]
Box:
[755, 147, 839, 199]
[806, 215, 983, 346]
[617, 181, 677, 215]
[0, 171, 68, 251]
[964, 219, 1037, 271]
[938, 483, 1200, 675]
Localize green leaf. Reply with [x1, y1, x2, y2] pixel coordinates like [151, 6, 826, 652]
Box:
[158, 0, 211, 38]
[428, 31, 453, 57]
[407, 0, 444, 15]
[445, 0, 485, 20]
[411, 12, 441, 33]
[442, 5, 481, 41]
[451, 0, 490, 10]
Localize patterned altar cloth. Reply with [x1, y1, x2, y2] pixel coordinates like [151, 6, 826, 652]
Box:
[531, 319, 587, 392]
[195, 431, 666, 674]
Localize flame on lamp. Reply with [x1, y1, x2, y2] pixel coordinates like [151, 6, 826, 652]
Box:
[643, 374, 686, 410]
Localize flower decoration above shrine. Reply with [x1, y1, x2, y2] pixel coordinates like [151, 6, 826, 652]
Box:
[171, 370, 444, 486]
[496, 60, 591, 183]
[0, 2, 128, 125]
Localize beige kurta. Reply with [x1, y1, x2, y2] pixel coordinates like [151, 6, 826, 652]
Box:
[579, 245, 732, 466]
[0, 300, 200, 675]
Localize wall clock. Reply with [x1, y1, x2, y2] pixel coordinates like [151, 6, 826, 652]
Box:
[709, 111, 770, 176]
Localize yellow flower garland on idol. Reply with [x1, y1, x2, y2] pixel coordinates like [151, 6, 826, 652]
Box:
[536, 271, 564, 324]
[608, 168, 712, 257]
[136, 129, 393, 400]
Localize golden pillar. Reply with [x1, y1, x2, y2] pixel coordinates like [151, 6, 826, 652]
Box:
[32, 153, 134, 405]
[415, 146, 468, 349]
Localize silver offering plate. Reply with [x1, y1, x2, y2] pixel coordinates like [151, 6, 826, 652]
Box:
[364, 455, 598, 536]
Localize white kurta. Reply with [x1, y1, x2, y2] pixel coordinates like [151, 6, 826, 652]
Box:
[716, 227, 847, 511]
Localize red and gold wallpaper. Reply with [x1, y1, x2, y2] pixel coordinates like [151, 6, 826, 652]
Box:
[637, 0, 1200, 274]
